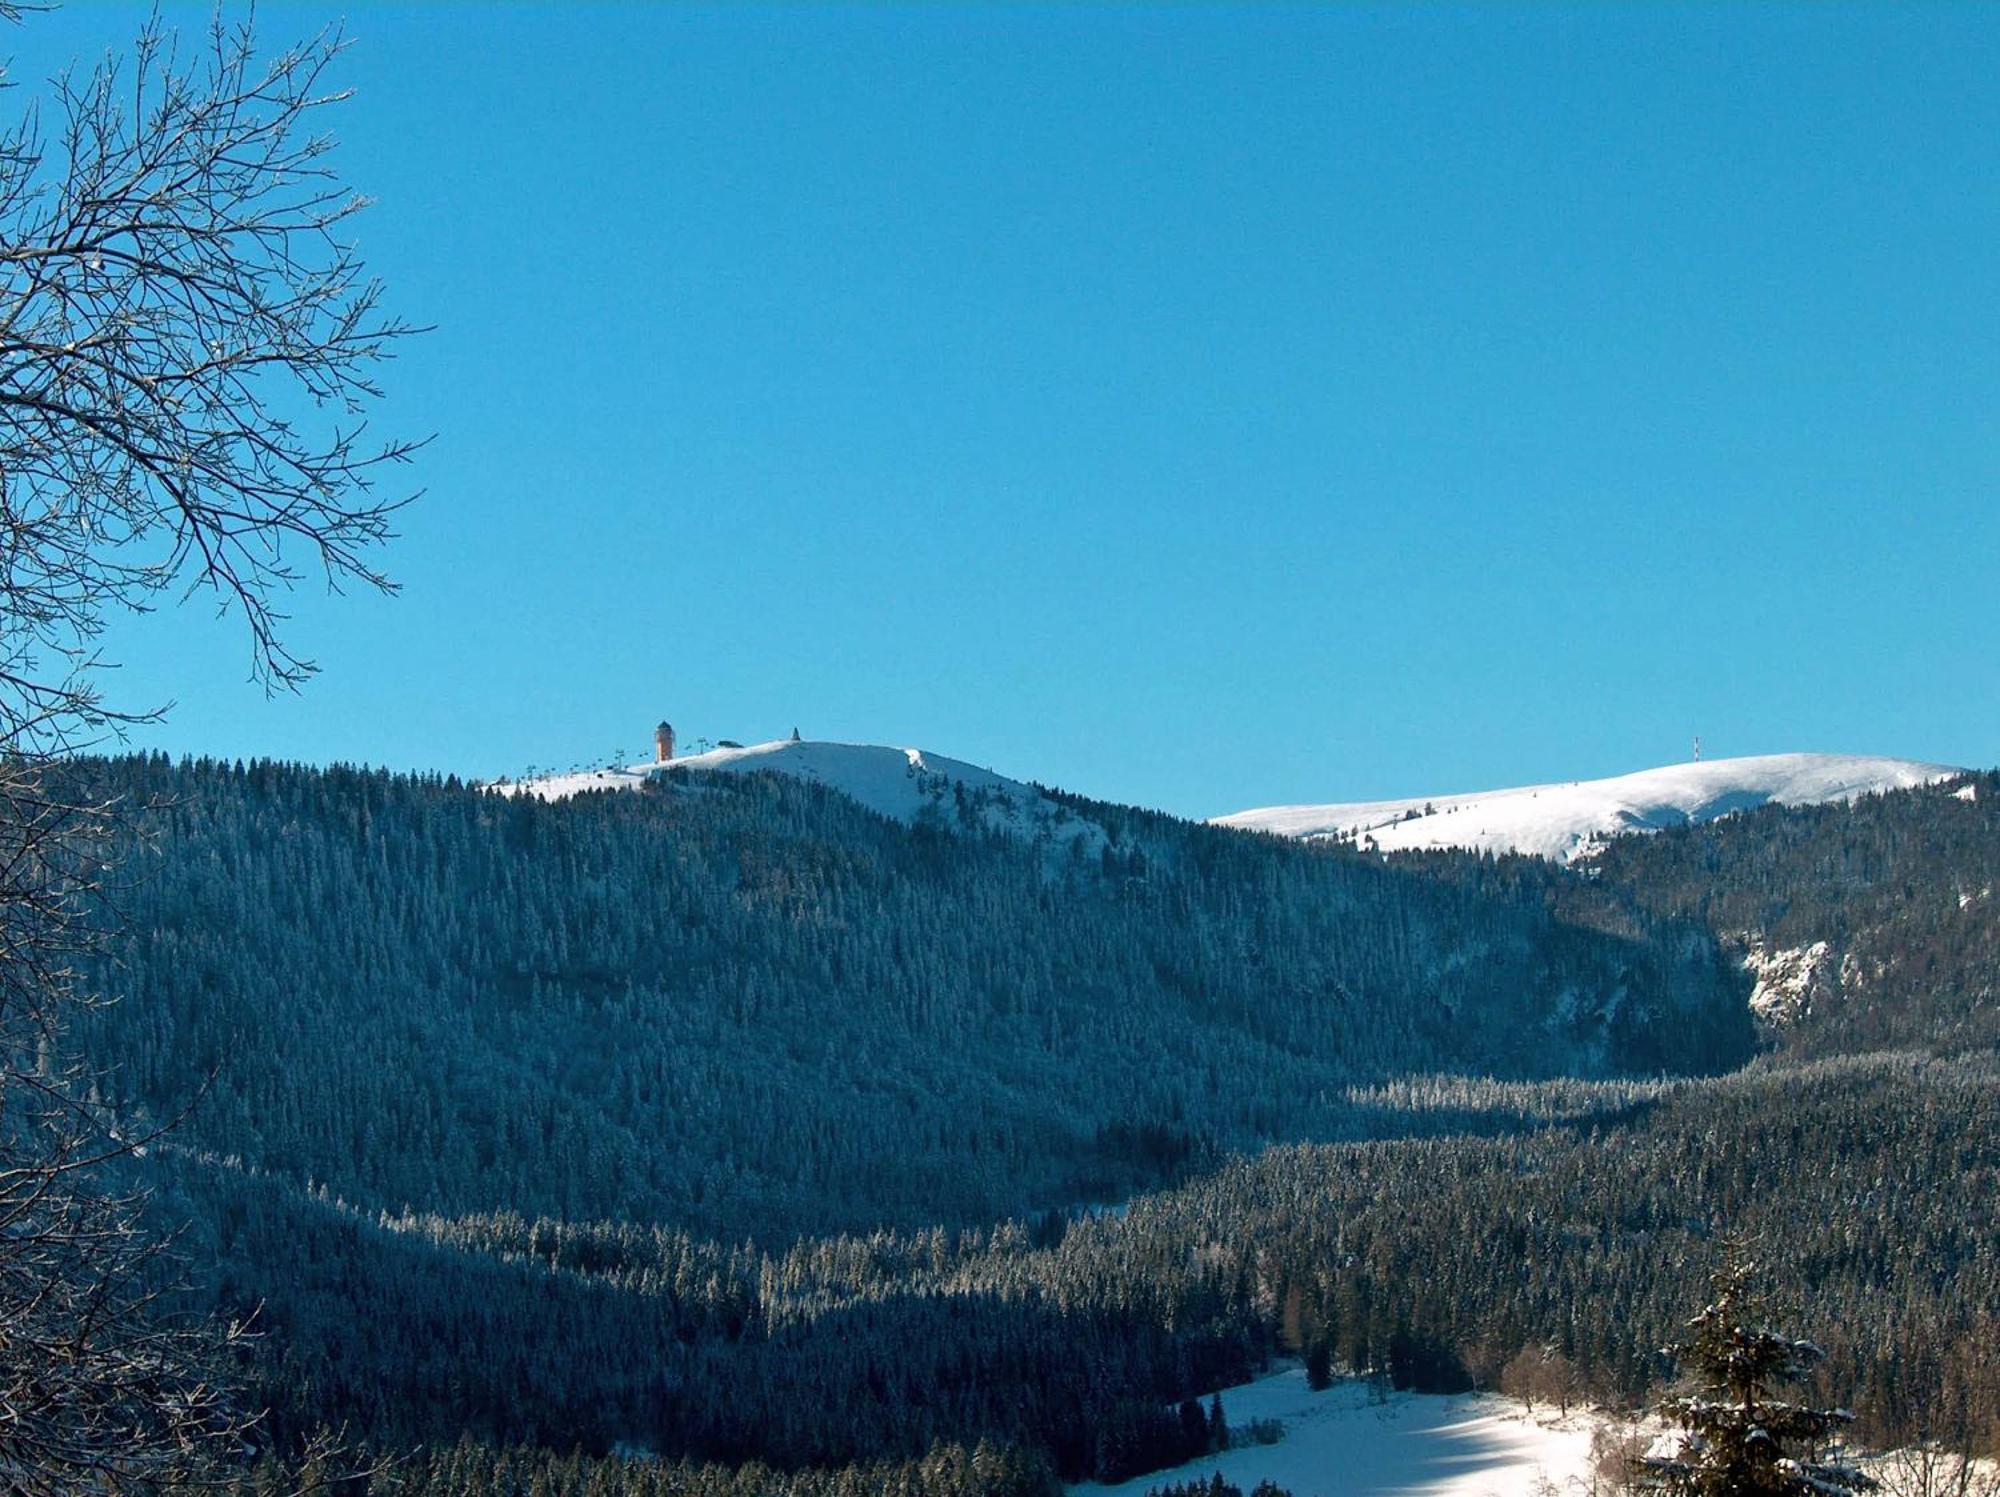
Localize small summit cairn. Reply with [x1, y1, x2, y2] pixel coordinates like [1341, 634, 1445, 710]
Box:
[654, 721, 676, 763]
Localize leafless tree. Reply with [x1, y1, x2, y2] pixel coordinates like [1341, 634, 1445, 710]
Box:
[1503, 1343, 1585, 1418]
[0, 8, 418, 1490]
[1871, 1445, 1999, 1497]
[1588, 1423, 1658, 1497]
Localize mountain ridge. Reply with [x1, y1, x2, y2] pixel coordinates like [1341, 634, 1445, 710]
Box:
[493, 737, 1109, 857]
[1212, 751, 1964, 862]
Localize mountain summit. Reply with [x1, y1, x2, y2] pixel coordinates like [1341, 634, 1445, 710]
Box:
[1213, 752, 1964, 862]
[494, 737, 1109, 855]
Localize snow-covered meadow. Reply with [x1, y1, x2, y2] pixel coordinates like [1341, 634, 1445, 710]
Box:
[1070, 1367, 1609, 1497]
[494, 740, 1964, 871]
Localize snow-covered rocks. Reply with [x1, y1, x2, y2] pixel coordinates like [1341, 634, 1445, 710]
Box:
[1213, 754, 1964, 864]
[1740, 940, 1837, 1025]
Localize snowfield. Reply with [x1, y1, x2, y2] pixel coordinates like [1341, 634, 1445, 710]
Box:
[494, 742, 1963, 869]
[1069, 1366, 1604, 1497]
[1213, 753, 1963, 863]
[490, 738, 1108, 856]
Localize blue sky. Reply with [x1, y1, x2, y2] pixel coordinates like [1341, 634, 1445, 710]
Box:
[25, 3, 1997, 819]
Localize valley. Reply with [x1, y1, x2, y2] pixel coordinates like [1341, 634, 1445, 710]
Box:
[61, 747, 2000, 1493]
[0, 8, 1988, 1493]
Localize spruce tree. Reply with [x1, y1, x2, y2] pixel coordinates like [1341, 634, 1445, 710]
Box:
[1180, 1397, 1212, 1459]
[1645, 1238, 1875, 1497]
[1306, 1341, 1334, 1391]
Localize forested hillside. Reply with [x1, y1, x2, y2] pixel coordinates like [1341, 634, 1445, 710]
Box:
[76, 753, 1748, 1241]
[152, 1052, 1997, 1486]
[59, 755, 2000, 1493]
[1588, 770, 1998, 1054]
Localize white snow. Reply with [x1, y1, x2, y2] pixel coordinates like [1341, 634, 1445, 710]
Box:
[1212, 754, 1964, 864]
[1068, 1366, 1604, 1497]
[1740, 940, 1835, 1024]
[1864, 1447, 2000, 1497]
[489, 739, 1108, 856]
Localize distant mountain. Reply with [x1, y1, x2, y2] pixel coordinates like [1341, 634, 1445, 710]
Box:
[1213, 753, 1964, 862]
[495, 738, 1108, 857]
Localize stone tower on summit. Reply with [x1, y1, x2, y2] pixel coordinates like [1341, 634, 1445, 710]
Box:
[654, 721, 675, 763]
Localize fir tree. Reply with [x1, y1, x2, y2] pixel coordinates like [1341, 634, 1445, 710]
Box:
[1179, 1397, 1211, 1458]
[1645, 1238, 1875, 1497]
[1306, 1341, 1334, 1392]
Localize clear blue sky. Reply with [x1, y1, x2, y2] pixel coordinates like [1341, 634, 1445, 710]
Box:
[26, 3, 1998, 819]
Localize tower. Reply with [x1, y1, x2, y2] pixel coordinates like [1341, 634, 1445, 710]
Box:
[655, 721, 675, 763]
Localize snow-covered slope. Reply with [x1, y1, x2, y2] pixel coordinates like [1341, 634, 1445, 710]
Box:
[1214, 753, 1964, 864]
[1069, 1365, 1604, 1497]
[491, 739, 1108, 856]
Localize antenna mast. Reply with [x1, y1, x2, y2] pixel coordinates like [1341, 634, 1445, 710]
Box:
[1693, 735, 1702, 763]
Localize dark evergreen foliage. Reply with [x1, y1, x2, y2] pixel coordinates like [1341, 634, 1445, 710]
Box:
[226, 1438, 1063, 1497]
[74, 753, 1748, 1242]
[48, 756, 1996, 1492]
[1588, 771, 2000, 1055]
[1644, 1239, 1875, 1497]
[1145, 1479, 1293, 1497]
[127, 1053, 1996, 1484]
[1304, 1342, 1333, 1392]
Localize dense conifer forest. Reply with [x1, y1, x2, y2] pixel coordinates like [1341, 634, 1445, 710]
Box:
[57, 756, 2000, 1494]
[152, 1049, 1996, 1488]
[75, 754, 1749, 1240]
[1588, 770, 2000, 1054]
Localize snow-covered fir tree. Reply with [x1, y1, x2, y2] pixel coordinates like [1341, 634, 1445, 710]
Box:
[1646, 1238, 1875, 1497]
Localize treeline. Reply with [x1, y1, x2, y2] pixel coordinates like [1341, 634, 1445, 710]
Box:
[221, 1439, 1062, 1497]
[74, 753, 1747, 1243]
[146, 1051, 1997, 1484]
[212, 1443, 1301, 1497]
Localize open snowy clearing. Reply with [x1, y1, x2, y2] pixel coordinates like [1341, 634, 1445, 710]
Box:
[1070, 1366, 1604, 1497]
[1213, 753, 1963, 863]
[489, 738, 1109, 856]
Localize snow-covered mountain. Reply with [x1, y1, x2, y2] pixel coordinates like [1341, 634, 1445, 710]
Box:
[491, 738, 1108, 856]
[1212, 753, 1965, 863]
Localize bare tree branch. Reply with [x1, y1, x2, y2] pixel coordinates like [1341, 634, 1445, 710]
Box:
[0, 8, 420, 1490]
[0, 8, 423, 751]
